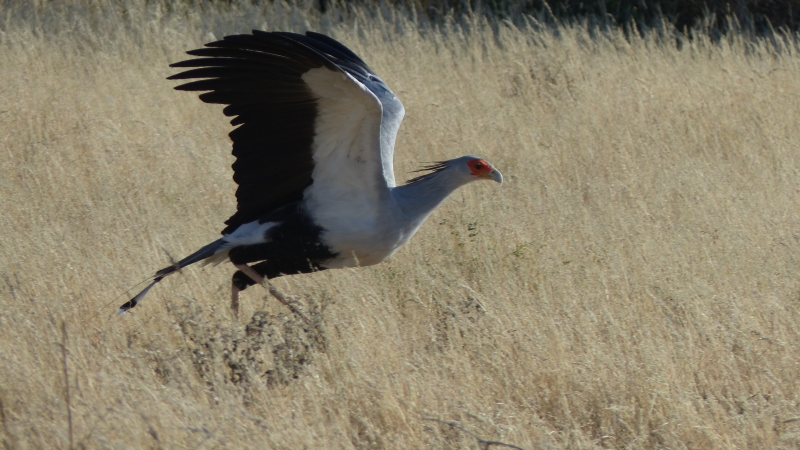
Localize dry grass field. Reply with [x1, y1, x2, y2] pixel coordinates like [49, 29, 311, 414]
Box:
[2, 1, 800, 448]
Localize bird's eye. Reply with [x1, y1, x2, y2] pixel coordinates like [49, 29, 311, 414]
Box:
[468, 158, 491, 175]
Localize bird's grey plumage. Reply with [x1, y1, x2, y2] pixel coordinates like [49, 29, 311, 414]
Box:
[117, 31, 502, 315]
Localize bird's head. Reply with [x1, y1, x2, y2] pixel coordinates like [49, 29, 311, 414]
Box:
[407, 155, 503, 186]
[464, 156, 503, 184]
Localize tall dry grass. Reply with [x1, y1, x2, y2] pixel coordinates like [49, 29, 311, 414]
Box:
[2, 1, 800, 448]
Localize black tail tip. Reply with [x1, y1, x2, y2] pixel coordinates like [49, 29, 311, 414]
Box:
[117, 279, 160, 316]
[116, 299, 136, 316]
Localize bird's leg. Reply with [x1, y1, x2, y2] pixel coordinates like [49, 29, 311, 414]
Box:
[231, 284, 241, 318]
[232, 263, 263, 318]
[234, 263, 265, 286]
[232, 263, 266, 318]
[267, 284, 310, 324]
[233, 263, 310, 324]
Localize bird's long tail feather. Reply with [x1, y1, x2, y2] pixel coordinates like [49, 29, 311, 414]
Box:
[117, 238, 227, 315]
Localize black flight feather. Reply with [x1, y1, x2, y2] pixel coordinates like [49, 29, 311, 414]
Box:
[168, 31, 377, 233]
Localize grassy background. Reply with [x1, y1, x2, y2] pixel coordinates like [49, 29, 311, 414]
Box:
[2, 1, 800, 448]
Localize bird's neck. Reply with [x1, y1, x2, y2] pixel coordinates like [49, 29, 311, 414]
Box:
[391, 169, 467, 226]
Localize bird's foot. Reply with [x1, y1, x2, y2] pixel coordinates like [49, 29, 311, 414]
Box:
[267, 284, 311, 324]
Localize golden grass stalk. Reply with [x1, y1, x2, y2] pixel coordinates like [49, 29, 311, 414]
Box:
[2, 1, 800, 447]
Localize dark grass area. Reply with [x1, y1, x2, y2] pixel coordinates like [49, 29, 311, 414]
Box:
[313, 0, 800, 35]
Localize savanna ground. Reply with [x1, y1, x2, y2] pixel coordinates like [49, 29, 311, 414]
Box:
[2, 1, 800, 448]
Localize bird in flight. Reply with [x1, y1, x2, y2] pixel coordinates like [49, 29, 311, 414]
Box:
[118, 31, 502, 316]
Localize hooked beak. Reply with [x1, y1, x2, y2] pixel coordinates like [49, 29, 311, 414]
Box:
[485, 169, 503, 184]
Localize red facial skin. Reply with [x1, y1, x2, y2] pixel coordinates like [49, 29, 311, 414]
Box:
[467, 158, 493, 177]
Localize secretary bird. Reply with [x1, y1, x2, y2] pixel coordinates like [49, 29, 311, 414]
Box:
[118, 31, 502, 316]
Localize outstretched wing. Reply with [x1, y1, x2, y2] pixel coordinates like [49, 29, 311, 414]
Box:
[168, 31, 405, 234]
